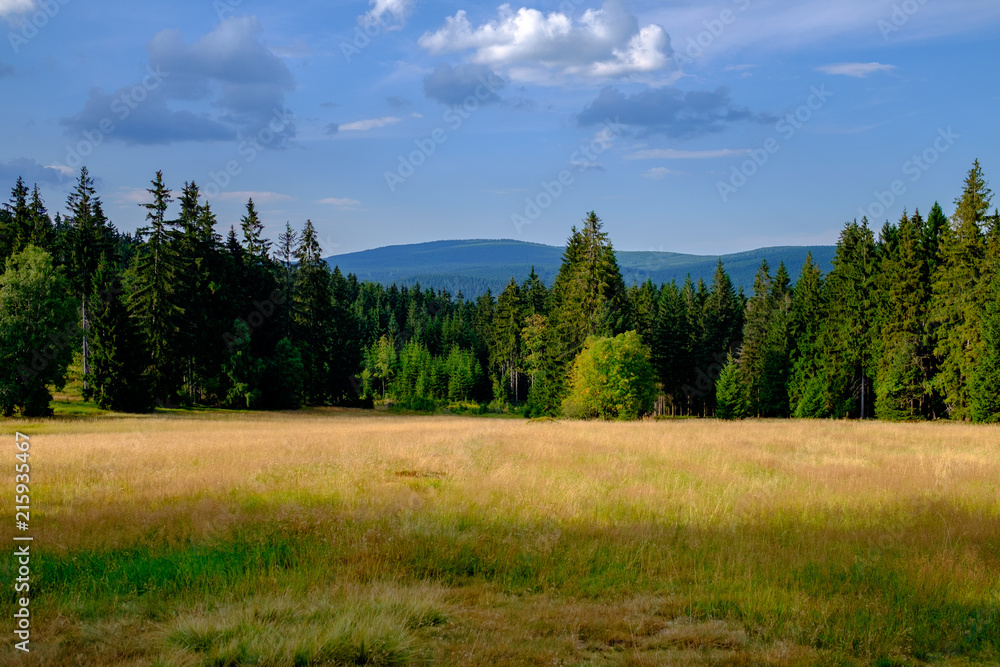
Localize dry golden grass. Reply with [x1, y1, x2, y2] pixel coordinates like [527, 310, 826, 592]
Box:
[3, 410, 999, 665]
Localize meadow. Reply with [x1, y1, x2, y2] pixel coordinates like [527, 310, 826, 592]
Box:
[2, 410, 999, 666]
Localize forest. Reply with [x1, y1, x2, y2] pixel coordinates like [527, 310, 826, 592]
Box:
[0, 161, 997, 422]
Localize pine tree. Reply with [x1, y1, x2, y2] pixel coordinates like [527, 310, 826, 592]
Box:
[3, 177, 31, 257]
[65, 168, 114, 394]
[240, 198, 271, 260]
[820, 219, 878, 418]
[128, 171, 185, 403]
[293, 220, 336, 404]
[88, 261, 154, 413]
[737, 260, 772, 415]
[970, 241, 1000, 422]
[875, 211, 932, 420]
[788, 252, 826, 416]
[651, 280, 690, 414]
[715, 354, 748, 420]
[930, 161, 992, 419]
[492, 278, 524, 403]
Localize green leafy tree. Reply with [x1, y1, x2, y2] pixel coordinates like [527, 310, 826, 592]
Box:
[0, 246, 77, 416]
[562, 331, 657, 421]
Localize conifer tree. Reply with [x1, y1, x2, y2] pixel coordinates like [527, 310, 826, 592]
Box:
[88, 261, 154, 412]
[820, 219, 878, 418]
[875, 211, 932, 420]
[128, 171, 184, 403]
[294, 220, 336, 404]
[930, 160, 992, 419]
[65, 168, 114, 394]
[788, 252, 826, 416]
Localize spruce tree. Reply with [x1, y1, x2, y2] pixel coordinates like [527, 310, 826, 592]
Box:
[293, 220, 336, 405]
[128, 171, 184, 403]
[788, 252, 826, 416]
[930, 160, 992, 419]
[875, 211, 932, 420]
[88, 261, 154, 412]
[65, 168, 114, 394]
[820, 219, 878, 418]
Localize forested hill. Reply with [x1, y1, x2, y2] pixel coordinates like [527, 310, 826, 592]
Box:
[327, 240, 837, 296]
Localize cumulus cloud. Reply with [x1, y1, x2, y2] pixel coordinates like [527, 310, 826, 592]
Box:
[0, 0, 34, 20]
[816, 62, 895, 78]
[0, 157, 67, 184]
[579, 86, 773, 138]
[423, 63, 506, 105]
[61, 17, 295, 145]
[418, 1, 673, 84]
[361, 0, 415, 29]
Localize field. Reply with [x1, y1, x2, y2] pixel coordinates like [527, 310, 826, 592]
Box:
[2, 410, 999, 666]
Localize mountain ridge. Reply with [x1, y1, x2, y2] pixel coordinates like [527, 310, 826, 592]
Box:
[326, 239, 837, 297]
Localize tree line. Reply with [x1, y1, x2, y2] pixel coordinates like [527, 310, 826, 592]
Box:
[0, 161, 997, 422]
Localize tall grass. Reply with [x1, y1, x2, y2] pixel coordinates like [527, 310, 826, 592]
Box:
[2, 411, 998, 665]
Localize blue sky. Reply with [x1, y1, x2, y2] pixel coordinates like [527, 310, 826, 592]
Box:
[1, 0, 998, 256]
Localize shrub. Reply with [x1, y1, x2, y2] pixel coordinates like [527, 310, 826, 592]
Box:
[562, 331, 658, 421]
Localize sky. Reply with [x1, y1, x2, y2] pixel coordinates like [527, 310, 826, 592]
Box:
[1, 0, 998, 256]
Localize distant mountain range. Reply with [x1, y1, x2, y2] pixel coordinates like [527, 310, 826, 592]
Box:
[326, 239, 837, 297]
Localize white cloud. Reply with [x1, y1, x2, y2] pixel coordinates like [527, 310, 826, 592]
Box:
[318, 197, 361, 208]
[626, 148, 749, 160]
[217, 191, 293, 204]
[816, 62, 895, 78]
[362, 0, 415, 29]
[0, 0, 34, 19]
[418, 1, 673, 84]
[642, 167, 679, 179]
[339, 116, 403, 131]
[45, 164, 74, 176]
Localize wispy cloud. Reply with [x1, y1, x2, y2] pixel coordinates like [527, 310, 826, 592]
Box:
[642, 167, 680, 179]
[218, 191, 293, 204]
[339, 116, 403, 131]
[816, 62, 895, 78]
[318, 197, 361, 208]
[626, 148, 749, 160]
[0, 0, 34, 21]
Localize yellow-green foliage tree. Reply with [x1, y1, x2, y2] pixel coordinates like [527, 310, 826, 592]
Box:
[562, 331, 657, 420]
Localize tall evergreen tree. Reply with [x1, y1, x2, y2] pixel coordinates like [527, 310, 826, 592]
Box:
[930, 160, 992, 419]
[88, 260, 154, 412]
[65, 168, 114, 393]
[788, 252, 826, 416]
[820, 219, 878, 418]
[293, 220, 336, 404]
[128, 171, 185, 403]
